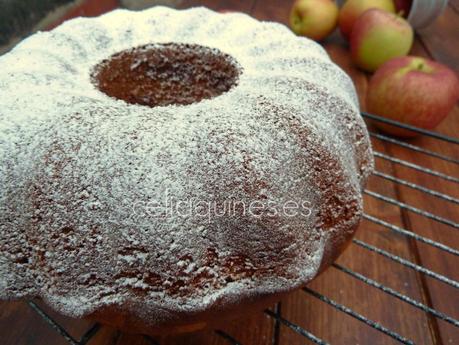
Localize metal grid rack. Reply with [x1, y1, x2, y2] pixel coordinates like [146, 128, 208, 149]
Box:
[20, 113, 459, 345]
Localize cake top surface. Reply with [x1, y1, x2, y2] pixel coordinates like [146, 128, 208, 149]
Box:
[0, 6, 373, 323]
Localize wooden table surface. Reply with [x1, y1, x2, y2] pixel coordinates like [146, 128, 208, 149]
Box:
[1, 1, 458, 344]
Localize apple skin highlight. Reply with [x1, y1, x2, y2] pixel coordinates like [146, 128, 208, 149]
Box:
[338, 0, 396, 39]
[350, 9, 413, 72]
[289, 0, 339, 41]
[367, 56, 459, 137]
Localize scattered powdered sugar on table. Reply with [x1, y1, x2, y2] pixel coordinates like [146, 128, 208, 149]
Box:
[0, 6, 373, 325]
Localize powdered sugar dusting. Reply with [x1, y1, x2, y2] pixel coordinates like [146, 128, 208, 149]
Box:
[0, 6, 373, 327]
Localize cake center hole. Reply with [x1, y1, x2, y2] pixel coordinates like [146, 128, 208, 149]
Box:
[92, 43, 241, 107]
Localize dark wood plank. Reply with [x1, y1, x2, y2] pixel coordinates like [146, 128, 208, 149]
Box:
[213, 0, 256, 13]
[448, 1, 459, 14]
[158, 310, 275, 345]
[178, 0, 254, 12]
[0, 301, 62, 345]
[250, 0, 290, 22]
[177, 0, 220, 11]
[0, 300, 124, 345]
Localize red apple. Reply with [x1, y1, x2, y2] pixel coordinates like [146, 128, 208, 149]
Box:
[367, 56, 459, 137]
[351, 9, 413, 72]
[338, 0, 396, 39]
[394, 0, 412, 17]
[289, 0, 339, 41]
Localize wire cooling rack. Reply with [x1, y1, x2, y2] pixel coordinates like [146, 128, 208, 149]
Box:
[16, 112, 459, 345]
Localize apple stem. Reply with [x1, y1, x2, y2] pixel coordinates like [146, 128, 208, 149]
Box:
[293, 14, 302, 27]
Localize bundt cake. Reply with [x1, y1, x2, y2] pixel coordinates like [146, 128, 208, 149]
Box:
[0, 6, 373, 335]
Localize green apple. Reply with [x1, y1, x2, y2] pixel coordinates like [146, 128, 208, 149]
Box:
[289, 0, 339, 41]
[367, 56, 459, 137]
[350, 9, 413, 72]
[338, 0, 396, 39]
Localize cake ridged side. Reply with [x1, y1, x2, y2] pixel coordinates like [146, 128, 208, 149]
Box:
[0, 6, 373, 331]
